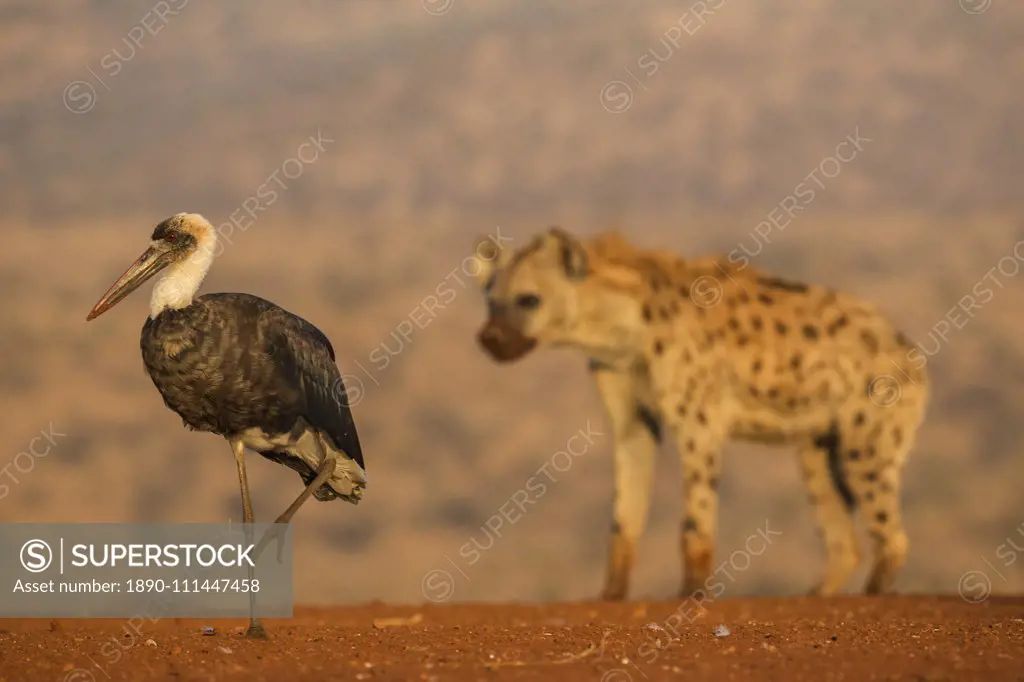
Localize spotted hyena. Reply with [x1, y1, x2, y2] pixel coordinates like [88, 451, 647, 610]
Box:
[469, 227, 928, 600]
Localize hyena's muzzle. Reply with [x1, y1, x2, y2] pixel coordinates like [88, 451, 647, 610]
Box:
[476, 315, 537, 363]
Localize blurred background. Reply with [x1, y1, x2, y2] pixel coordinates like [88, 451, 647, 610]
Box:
[0, 0, 1021, 604]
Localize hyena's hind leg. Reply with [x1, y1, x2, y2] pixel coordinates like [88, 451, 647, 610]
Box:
[799, 425, 862, 596]
[836, 394, 926, 595]
[860, 460, 908, 595]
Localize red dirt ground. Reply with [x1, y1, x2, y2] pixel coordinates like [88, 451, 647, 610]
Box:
[1, 596, 1022, 682]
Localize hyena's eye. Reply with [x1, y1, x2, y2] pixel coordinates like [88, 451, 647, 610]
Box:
[515, 293, 542, 310]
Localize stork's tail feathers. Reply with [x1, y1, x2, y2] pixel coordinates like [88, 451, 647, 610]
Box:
[308, 455, 366, 505]
[303, 468, 365, 504]
[261, 446, 366, 505]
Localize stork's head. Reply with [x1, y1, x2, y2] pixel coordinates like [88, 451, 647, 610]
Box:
[87, 213, 218, 321]
[149, 212, 213, 254]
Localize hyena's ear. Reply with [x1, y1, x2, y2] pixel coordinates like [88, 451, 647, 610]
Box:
[470, 234, 511, 289]
[545, 226, 588, 280]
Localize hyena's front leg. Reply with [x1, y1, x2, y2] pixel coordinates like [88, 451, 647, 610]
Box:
[668, 403, 728, 598]
[603, 420, 659, 600]
[592, 364, 660, 601]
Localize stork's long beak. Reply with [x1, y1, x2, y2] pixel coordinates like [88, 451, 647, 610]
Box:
[86, 244, 175, 321]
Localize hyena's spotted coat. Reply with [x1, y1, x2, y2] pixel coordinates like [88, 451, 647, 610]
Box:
[470, 227, 928, 600]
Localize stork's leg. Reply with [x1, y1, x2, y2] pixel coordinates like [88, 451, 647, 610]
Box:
[231, 438, 267, 640]
[232, 438, 257, 524]
[252, 438, 337, 562]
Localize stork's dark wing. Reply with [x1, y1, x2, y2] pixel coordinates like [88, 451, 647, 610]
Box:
[257, 304, 364, 470]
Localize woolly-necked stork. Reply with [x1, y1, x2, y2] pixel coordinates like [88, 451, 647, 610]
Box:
[86, 213, 365, 638]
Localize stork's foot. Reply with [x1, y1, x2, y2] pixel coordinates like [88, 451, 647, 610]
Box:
[245, 621, 269, 639]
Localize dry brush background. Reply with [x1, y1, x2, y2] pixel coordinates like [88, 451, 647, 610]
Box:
[0, 0, 1022, 605]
